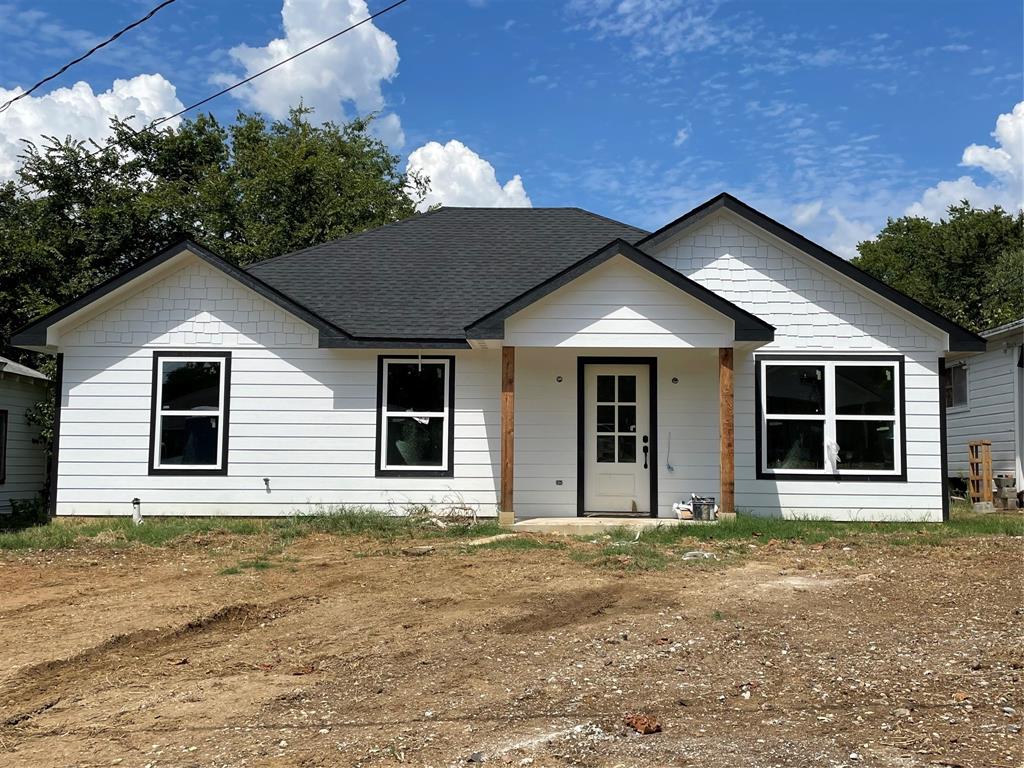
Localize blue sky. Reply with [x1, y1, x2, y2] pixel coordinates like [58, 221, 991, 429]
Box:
[0, 0, 1021, 256]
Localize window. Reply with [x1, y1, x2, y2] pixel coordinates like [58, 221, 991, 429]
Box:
[376, 356, 454, 476]
[756, 356, 905, 480]
[596, 374, 638, 464]
[944, 363, 968, 409]
[149, 352, 231, 475]
[0, 409, 7, 485]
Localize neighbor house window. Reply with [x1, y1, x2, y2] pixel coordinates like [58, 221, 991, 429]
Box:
[149, 352, 231, 475]
[0, 409, 7, 485]
[944, 363, 968, 409]
[756, 356, 904, 480]
[376, 356, 454, 476]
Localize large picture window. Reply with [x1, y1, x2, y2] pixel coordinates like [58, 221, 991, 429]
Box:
[376, 356, 454, 477]
[149, 352, 231, 475]
[756, 356, 905, 481]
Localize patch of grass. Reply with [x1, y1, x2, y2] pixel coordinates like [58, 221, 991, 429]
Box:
[712, 609, 725, 621]
[0, 507, 504, 552]
[571, 541, 670, 571]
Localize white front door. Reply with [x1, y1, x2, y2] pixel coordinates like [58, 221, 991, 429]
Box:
[583, 363, 652, 514]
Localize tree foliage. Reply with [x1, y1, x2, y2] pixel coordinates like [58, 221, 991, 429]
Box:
[853, 202, 1024, 333]
[0, 107, 426, 361]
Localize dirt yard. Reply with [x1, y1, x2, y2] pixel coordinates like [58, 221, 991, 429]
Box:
[0, 528, 1021, 767]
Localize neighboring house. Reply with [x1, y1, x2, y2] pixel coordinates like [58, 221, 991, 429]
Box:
[0, 356, 49, 513]
[945, 318, 1024, 486]
[12, 193, 985, 523]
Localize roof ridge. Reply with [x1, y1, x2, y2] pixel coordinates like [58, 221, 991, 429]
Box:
[569, 206, 648, 236]
[247, 208, 446, 271]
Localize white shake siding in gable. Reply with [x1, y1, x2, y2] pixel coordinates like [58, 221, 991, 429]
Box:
[54, 257, 501, 516]
[648, 211, 947, 521]
[503, 255, 734, 348]
[0, 375, 48, 512]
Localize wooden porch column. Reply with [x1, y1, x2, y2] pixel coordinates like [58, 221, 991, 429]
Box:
[499, 346, 516, 526]
[719, 347, 735, 516]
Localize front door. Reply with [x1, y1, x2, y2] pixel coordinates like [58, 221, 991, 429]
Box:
[582, 363, 653, 515]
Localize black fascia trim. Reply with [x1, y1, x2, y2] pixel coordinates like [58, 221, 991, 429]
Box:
[321, 336, 471, 349]
[11, 239, 351, 348]
[754, 353, 908, 483]
[0, 409, 7, 486]
[576, 356, 659, 517]
[148, 350, 232, 477]
[375, 355, 456, 478]
[466, 238, 774, 343]
[938, 358, 950, 522]
[636, 193, 986, 352]
[47, 353, 63, 516]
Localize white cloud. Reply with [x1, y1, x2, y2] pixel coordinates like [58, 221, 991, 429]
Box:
[213, 0, 404, 146]
[406, 140, 531, 210]
[906, 101, 1024, 219]
[823, 206, 875, 259]
[792, 200, 823, 226]
[673, 127, 690, 146]
[0, 74, 183, 182]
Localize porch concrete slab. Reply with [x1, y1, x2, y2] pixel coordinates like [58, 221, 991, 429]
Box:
[513, 517, 717, 536]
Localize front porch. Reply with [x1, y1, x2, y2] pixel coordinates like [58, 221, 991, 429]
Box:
[496, 345, 737, 524]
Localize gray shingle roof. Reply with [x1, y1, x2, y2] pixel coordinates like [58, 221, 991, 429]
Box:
[0, 355, 48, 381]
[246, 207, 648, 340]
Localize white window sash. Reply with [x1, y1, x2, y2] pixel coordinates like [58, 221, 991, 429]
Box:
[761, 359, 901, 477]
[380, 359, 450, 472]
[154, 357, 226, 470]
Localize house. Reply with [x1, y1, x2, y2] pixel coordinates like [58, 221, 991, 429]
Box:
[11, 193, 985, 523]
[944, 317, 1023, 494]
[0, 356, 49, 514]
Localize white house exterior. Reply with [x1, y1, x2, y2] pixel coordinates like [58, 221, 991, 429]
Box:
[945, 318, 1023, 484]
[12, 194, 985, 522]
[0, 356, 49, 513]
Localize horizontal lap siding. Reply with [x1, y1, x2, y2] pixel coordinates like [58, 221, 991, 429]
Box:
[54, 257, 500, 517]
[649, 212, 947, 521]
[946, 348, 1018, 476]
[504, 255, 734, 348]
[0, 376, 49, 512]
[514, 347, 720, 519]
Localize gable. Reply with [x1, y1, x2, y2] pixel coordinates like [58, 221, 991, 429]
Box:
[647, 210, 950, 353]
[503, 254, 738, 348]
[58, 255, 318, 350]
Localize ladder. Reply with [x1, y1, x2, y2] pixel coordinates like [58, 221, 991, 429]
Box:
[968, 440, 993, 504]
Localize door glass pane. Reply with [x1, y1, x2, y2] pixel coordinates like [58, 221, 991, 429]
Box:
[386, 362, 446, 412]
[765, 419, 824, 470]
[618, 435, 636, 463]
[837, 420, 895, 470]
[836, 366, 895, 415]
[618, 405, 636, 433]
[385, 417, 444, 466]
[161, 361, 220, 411]
[159, 415, 219, 465]
[596, 405, 615, 433]
[765, 365, 824, 414]
[596, 375, 615, 402]
[596, 435, 616, 463]
[617, 375, 636, 403]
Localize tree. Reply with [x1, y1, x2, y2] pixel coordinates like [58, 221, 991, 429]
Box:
[0, 107, 426, 361]
[853, 202, 1024, 333]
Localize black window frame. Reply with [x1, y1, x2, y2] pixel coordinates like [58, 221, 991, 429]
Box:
[0, 409, 7, 485]
[148, 351, 232, 476]
[375, 355, 456, 478]
[755, 354, 907, 482]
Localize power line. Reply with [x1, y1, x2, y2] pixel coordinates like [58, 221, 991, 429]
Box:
[0, 0, 179, 115]
[12, 0, 413, 193]
[149, 0, 411, 130]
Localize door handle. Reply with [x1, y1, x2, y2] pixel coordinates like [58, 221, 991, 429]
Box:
[642, 444, 649, 470]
